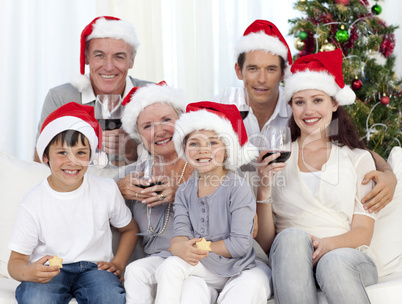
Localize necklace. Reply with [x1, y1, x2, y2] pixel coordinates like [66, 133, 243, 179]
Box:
[147, 161, 188, 235]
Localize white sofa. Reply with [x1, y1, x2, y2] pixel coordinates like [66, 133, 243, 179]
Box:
[1, 148, 402, 303]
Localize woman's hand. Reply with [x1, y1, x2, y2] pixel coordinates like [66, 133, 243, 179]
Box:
[256, 150, 287, 199]
[116, 173, 155, 201]
[310, 235, 331, 266]
[140, 175, 179, 207]
[170, 237, 209, 266]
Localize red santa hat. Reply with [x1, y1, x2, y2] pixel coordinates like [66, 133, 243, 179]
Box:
[36, 102, 102, 163]
[235, 19, 292, 65]
[283, 49, 355, 106]
[72, 16, 140, 91]
[173, 101, 258, 171]
[121, 81, 188, 138]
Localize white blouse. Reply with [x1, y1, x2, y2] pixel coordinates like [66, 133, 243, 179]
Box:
[272, 140, 378, 239]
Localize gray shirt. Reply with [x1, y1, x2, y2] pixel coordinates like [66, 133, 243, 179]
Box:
[36, 76, 152, 139]
[174, 171, 256, 277]
[124, 163, 173, 258]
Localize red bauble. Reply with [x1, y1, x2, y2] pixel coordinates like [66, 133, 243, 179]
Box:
[351, 78, 363, 91]
[380, 95, 390, 106]
[335, 0, 350, 5]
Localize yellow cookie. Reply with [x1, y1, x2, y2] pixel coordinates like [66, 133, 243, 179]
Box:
[196, 237, 211, 252]
[49, 255, 63, 268]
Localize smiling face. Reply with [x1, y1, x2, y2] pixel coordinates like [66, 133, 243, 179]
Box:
[290, 89, 339, 140]
[43, 136, 91, 192]
[87, 38, 134, 96]
[235, 50, 284, 109]
[137, 102, 179, 159]
[185, 130, 227, 177]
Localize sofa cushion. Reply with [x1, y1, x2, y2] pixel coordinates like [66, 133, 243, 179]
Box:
[0, 151, 121, 278]
[370, 147, 402, 277]
[0, 152, 50, 277]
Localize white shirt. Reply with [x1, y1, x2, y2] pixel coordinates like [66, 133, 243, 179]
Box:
[272, 141, 378, 239]
[9, 173, 132, 264]
[243, 86, 292, 146]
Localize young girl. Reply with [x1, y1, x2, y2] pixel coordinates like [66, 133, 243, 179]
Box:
[257, 49, 378, 304]
[154, 102, 259, 304]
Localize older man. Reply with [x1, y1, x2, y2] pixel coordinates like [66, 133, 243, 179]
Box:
[34, 16, 152, 165]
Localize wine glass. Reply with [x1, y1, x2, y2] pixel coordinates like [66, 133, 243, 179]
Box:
[135, 154, 166, 236]
[259, 125, 292, 164]
[94, 95, 123, 165]
[218, 87, 250, 120]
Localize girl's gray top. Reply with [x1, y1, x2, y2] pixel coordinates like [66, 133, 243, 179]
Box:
[174, 170, 256, 277]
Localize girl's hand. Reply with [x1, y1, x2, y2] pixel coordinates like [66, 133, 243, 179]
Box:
[24, 255, 60, 283]
[171, 238, 209, 266]
[309, 235, 331, 266]
[116, 174, 154, 201]
[97, 261, 124, 282]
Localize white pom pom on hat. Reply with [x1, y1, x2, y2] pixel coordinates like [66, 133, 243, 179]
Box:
[283, 48, 355, 106]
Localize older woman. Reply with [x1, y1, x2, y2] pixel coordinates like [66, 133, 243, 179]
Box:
[118, 83, 222, 304]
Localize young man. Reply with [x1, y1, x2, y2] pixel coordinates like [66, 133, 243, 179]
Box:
[235, 19, 396, 213]
[34, 16, 152, 166]
[9, 102, 138, 303]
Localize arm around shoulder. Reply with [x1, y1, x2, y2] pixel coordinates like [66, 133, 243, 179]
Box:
[361, 150, 397, 213]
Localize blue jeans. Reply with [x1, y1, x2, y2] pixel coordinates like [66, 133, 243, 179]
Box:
[16, 261, 125, 304]
[269, 228, 378, 304]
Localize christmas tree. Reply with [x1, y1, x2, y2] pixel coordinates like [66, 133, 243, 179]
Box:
[288, 0, 402, 159]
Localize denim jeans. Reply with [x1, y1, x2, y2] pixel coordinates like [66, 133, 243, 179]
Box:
[16, 261, 125, 304]
[269, 228, 378, 304]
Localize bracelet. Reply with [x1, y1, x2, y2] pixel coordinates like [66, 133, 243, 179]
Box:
[256, 197, 273, 204]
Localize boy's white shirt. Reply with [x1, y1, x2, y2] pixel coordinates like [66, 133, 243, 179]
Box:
[8, 173, 132, 264]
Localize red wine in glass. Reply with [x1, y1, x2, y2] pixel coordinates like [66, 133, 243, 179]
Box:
[262, 151, 291, 164]
[239, 110, 249, 120]
[98, 118, 122, 131]
[136, 182, 163, 194]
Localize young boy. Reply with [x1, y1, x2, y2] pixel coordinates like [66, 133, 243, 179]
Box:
[8, 102, 138, 304]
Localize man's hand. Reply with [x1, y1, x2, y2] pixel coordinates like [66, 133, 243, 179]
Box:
[361, 170, 397, 213]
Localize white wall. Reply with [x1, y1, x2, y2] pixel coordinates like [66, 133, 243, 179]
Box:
[0, 0, 400, 161]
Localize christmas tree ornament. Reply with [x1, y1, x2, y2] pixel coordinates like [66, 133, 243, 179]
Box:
[298, 31, 308, 41]
[320, 41, 336, 52]
[299, 0, 307, 3]
[371, 4, 382, 15]
[294, 38, 306, 51]
[335, 25, 349, 43]
[380, 94, 390, 106]
[335, 0, 350, 5]
[351, 77, 363, 91]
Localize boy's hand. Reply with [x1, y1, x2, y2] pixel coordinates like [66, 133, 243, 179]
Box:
[97, 261, 123, 282]
[171, 238, 209, 266]
[24, 255, 60, 283]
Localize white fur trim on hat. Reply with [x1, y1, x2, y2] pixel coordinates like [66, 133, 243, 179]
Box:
[284, 70, 355, 106]
[235, 31, 289, 62]
[71, 74, 92, 92]
[122, 84, 187, 137]
[87, 18, 140, 55]
[173, 110, 258, 171]
[36, 116, 98, 163]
